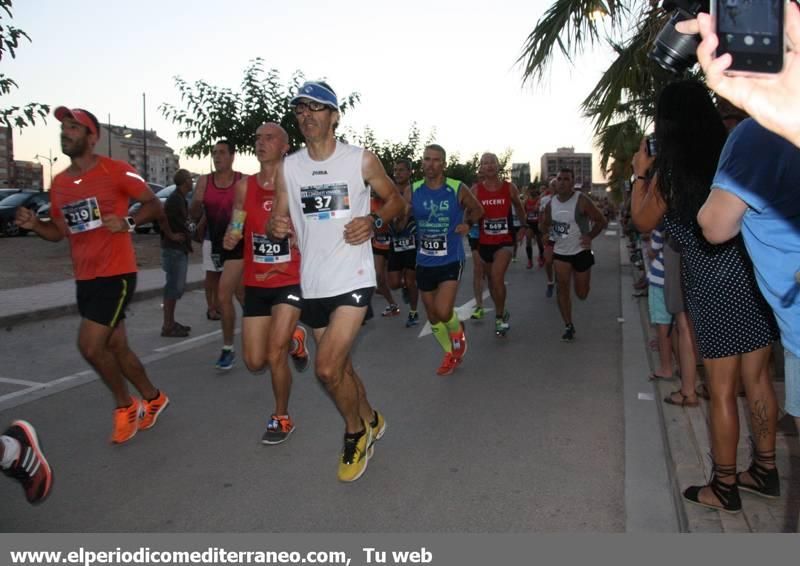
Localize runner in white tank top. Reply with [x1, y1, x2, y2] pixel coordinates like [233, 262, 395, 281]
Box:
[541, 168, 607, 341]
[268, 81, 405, 483]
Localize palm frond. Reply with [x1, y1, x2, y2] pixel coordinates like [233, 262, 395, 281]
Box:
[518, 1, 631, 83]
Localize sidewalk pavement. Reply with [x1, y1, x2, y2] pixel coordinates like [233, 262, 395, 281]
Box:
[621, 237, 800, 533]
[0, 263, 205, 328]
[1, 245, 797, 532]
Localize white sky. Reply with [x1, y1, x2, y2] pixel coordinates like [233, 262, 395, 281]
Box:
[4, 0, 617, 187]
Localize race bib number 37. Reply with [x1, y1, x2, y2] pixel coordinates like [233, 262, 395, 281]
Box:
[301, 183, 351, 221]
[62, 196, 102, 234]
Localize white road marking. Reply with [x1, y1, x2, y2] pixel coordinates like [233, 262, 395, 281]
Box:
[604, 230, 617, 236]
[638, 392, 655, 401]
[0, 377, 46, 386]
[418, 290, 492, 338]
[153, 329, 224, 353]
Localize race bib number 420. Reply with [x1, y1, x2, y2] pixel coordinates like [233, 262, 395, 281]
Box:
[252, 234, 291, 264]
[62, 196, 102, 234]
[300, 183, 351, 220]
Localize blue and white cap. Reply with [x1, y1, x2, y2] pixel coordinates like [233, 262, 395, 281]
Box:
[290, 81, 339, 110]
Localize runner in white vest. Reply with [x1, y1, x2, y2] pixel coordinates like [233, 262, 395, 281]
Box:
[541, 168, 607, 342]
[268, 81, 405, 482]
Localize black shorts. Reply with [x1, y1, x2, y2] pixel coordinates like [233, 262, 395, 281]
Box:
[221, 241, 244, 264]
[553, 249, 595, 273]
[388, 249, 416, 272]
[243, 284, 303, 318]
[416, 261, 463, 292]
[527, 223, 542, 237]
[301, 287, 374, 329]
[468, 237, 480, 251]
[372, 245, 390, 258]
[76, 273, 137, 328]
[478, 244, 511, 264]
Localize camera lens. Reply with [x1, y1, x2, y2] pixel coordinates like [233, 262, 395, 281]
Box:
[649, 12, 701, 74]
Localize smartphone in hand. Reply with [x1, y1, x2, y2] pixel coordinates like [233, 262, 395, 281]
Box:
[712, 0, 784, 75]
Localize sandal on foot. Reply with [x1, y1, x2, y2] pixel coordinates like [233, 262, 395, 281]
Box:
[684, 463, 742, 514]
[161, 324, 189, 338]
[648, 372, 676, 381]
[664, 391, 699, 407]
[737, 447, 780, 499]
[696, 383, 710, 400]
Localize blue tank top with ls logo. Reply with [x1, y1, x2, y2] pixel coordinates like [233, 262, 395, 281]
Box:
[411, 177, 465, 267]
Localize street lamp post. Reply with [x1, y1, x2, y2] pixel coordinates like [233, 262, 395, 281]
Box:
[142, 92, 148, 182]
[34, 149, 57, 189]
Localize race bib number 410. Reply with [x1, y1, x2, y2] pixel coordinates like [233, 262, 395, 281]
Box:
[62, 196, 102, 234]
[301, 183, 351, 221]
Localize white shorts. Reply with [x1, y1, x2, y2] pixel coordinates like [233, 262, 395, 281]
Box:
[202, 240, 223, 273]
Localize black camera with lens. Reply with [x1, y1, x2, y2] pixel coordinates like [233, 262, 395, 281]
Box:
[649, 1, 710, 74]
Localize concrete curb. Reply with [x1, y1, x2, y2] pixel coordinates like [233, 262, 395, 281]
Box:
[0, 279, 205, 329]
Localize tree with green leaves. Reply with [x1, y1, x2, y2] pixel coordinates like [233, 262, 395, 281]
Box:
[517, 1, 681, 198]
[159, 59, 360, 157]
[0, 0, 49, 131]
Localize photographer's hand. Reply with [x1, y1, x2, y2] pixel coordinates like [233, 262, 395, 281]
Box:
[678, 8, 800, 149]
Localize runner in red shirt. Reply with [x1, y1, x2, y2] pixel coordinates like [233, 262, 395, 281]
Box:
[223, 123, 308, 445]
[15, 107, 168, 444]
[476, 153, 527, 336]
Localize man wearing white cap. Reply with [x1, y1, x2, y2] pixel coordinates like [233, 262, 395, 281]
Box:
[268, 81, 405, 482]
[15, 107, 169, 445]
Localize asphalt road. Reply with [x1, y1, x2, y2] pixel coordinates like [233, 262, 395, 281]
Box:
[0, 233, 629, 532]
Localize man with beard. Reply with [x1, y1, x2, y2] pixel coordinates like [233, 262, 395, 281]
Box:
[15, 107, 168, 444]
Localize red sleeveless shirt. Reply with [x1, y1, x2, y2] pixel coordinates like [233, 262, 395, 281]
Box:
[243, 176, 301, 288]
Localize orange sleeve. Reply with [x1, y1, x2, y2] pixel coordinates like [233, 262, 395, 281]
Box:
[116, 162, 151, 200]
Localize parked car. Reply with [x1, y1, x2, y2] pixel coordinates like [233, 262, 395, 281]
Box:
[128, 184, 194, 234]
[36, 202, 51, 222]
[0, 188, 23, 203]
[0, 190, 50, 236]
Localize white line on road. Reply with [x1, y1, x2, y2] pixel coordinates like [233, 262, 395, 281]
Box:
[604, 230, 618, 236]
[0, 377, 46, 387]
[417, 290, 492, 338]
[153, 329, 223, 352]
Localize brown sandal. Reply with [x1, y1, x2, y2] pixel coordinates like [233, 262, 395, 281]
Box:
[161, 324, 189, 338]
[664, 391, 699, 407]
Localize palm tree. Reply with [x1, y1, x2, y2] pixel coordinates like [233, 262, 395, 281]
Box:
[518, 1, 677, 197]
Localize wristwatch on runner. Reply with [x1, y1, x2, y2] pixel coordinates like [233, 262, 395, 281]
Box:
[369, 213, 384, 230]
[125, 216, 136, 232]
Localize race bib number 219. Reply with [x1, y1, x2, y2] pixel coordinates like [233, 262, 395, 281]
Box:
[61, 196, 102, 234]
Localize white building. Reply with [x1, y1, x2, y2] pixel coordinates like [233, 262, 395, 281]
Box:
[97, 124, 180, 187]
[540, 147, 592, 189]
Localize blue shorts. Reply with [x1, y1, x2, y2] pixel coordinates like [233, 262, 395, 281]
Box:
[785, 348, 800, 418]
[161, 247, 188, 300]
[648, 285, 671, 325]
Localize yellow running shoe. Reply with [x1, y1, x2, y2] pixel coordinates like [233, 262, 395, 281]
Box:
[337, 423, 372, 482]
[368, 411, 386, 458]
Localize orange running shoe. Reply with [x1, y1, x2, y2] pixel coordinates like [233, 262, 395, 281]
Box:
[111, 398, 141, 444]
[450, 322, 467, 362]
[289, 326, 309, 372]
[139, 390, 170, 431]
[436, 352, 459, 376]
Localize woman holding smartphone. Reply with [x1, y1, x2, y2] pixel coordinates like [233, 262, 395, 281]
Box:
[631, 79, 780, 514]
